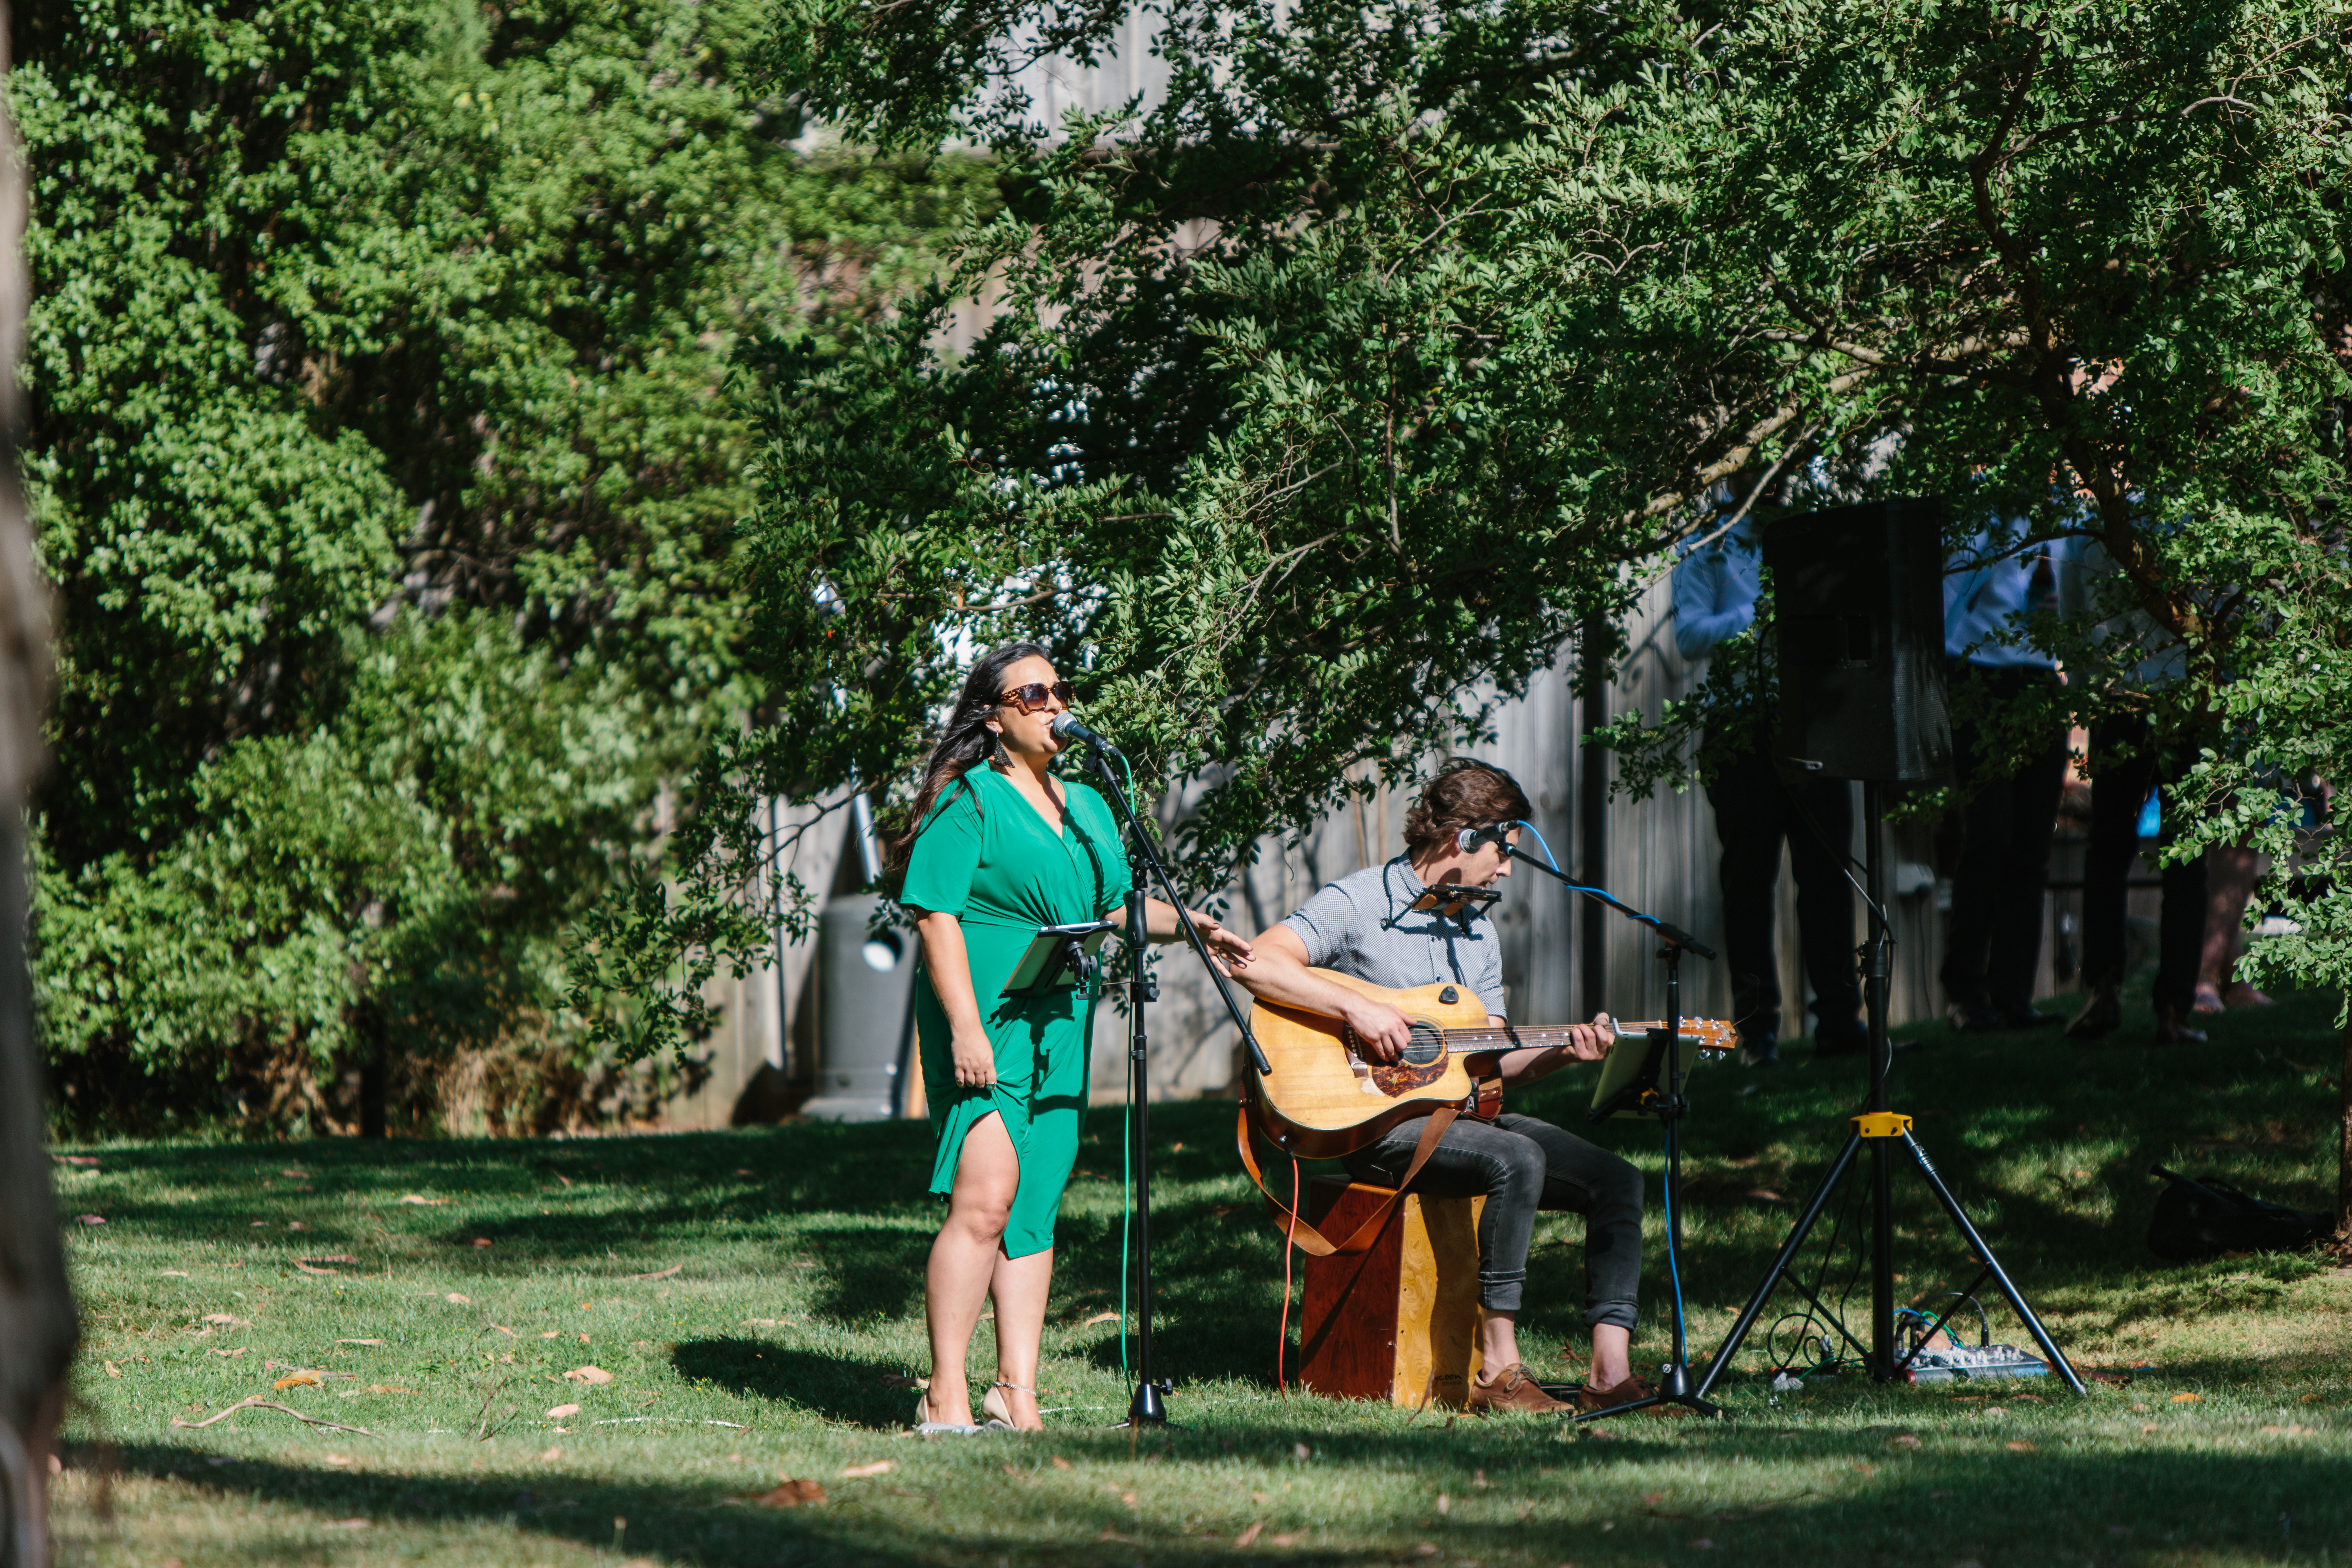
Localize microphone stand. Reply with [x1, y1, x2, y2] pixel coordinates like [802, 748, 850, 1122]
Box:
[1071, 738, 1270, 1428]
[1491, 841, 1723, 1420]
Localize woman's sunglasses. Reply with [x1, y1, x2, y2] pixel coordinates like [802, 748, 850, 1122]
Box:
[999, 680, 1076, 714]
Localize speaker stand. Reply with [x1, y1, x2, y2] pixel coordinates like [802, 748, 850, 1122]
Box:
[1693, 782, 2087, 1397]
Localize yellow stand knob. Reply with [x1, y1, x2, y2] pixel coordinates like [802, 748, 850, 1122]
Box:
[1853, 1111, 1913, 1139]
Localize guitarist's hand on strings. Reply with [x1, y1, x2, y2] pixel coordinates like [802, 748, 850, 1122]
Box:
[1339, 996, 1416, 1063]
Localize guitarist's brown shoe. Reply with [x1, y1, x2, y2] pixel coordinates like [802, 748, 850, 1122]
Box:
[1570, 1374, 1691, 1417]
[1466, 1363, 1571, 1415]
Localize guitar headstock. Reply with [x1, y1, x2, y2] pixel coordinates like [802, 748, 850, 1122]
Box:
[1677, 1018, 1740, 1061]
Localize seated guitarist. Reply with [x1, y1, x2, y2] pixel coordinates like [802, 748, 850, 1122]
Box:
[1236, 760, 1649, 1415]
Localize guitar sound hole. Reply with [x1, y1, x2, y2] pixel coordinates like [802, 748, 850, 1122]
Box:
[1402, 1023, 1444, 1067]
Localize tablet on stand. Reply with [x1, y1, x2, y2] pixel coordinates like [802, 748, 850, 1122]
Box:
[1000, 919, 1121, 997]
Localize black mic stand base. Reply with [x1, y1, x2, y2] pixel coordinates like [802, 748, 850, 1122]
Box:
[1120, 1381, 1171, 1428]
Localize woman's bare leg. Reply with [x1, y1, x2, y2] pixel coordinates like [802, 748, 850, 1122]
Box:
[923, 1112, 1019, 1427]
[987, 1246, 1054, 1430]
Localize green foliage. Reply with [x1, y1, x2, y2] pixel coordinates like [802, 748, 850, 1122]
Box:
[618, 2, 1677, 1028]
[18, 0, 989, 1123]
[1498, 0, 2351, 1002]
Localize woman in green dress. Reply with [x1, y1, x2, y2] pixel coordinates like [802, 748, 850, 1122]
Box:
[896, 644, 1252, 1434]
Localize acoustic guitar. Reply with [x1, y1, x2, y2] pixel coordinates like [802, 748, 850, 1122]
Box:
[1247, 969, 1737, 1158]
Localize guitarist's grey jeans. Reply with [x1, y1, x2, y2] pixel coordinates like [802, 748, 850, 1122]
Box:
[1344, 1112, 1643, 1330]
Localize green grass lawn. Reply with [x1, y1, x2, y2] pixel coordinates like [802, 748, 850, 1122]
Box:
[49, 980, 2352, 1567]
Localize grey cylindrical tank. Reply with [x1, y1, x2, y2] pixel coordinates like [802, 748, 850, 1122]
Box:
[800, 893, 918, 1121]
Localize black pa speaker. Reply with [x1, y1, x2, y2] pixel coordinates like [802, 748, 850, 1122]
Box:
[1764, 498, 1953, 784]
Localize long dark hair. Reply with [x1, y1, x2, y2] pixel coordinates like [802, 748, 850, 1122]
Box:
[890, 641, 1054, 883]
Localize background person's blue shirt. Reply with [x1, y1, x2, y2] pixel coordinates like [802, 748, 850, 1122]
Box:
[1670, 520, 1763, 661]
[1944, 518, 2072, 669]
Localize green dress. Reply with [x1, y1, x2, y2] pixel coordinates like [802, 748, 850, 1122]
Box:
[899, 764, 1130, 1258]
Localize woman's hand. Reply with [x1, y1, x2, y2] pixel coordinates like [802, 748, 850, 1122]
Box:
[1191, 911, 1254, 975]
[950, 1025, 998, 1089]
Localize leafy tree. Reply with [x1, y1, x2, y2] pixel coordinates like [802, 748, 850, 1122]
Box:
[620, 0, 2352, 1219]
[17, 0, 991, 1128]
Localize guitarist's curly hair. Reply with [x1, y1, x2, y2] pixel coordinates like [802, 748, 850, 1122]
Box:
[1403, 759, 1532, 855]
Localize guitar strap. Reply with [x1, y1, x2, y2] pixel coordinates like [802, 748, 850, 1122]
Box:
[1232, 1094, 1466, 1257]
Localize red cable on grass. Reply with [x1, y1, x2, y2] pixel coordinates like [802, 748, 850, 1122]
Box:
[1277, 1156, 1300, 1392]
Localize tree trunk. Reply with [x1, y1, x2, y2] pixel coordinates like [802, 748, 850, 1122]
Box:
[0, 7, 76, 1562]
[2337, 1000, 2352, 1252]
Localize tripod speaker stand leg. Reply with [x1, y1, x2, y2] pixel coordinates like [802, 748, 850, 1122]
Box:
[1896, 1130, 2086, 1395]
[1693, 1131, 1862, 1401]
[1696, 1118, 2087, 1398]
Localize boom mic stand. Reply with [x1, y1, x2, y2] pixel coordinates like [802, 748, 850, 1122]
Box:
[1070, 736, 1271, 1428]
[1490, 840, 1723, 1420]
[1690, 782, 2086, 1399]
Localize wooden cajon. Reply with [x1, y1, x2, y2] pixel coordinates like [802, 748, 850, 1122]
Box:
[1296, 1178, 1485, 1409]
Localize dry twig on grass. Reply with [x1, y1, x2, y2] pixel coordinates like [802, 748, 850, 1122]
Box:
[169, 1396, 376, 1437]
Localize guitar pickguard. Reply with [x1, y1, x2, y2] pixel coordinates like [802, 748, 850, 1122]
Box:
[1365, 1058, 1449, 1097]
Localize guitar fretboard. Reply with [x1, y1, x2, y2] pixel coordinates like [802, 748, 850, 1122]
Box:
[1421, 1022, 1724, 1052]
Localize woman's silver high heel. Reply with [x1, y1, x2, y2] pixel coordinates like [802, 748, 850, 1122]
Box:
[981, 1380, 1034, 1430]
[913, 1384, 985, 1437]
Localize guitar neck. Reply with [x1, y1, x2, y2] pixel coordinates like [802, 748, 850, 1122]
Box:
[1439, 1021, 1725, 1052]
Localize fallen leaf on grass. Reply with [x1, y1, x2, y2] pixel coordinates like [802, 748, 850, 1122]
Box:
[2170, 1392, 2201, 1403]
[488, 1325, 516, 1338]
[539, 1330, 561, 1339]
[1050, 1456, 1072, 1472]
[1269, 1534, 1299, 1548]
[397, 1195, 449, 1206]
[274, 1371, 322, 1390]
[445, 1293, 471, 1305]
[335, 1338, 384, 1346]
[547, 1404, 582, 1420]
[839, 1461, 893, 1479]
[53, 1154, 98, 1168]
[1886, 1434, 1922, 1450]
[1234, 1521, 1265, 1547]
[322, 1519, 370, 1531]
[742, 1319, 783, 1328]
[753, 1478, 827, 1507]
[366, 1386, 415, 1395]
[2139, 1423, 2160, 1433]
[286, 1221, 307, 1232]
[469, 1238, 492, 1248]
[73, 1214, 104, 1226]
[539, 1447, 561, 1462]
[1415, 1545, 1439, 1558]
[294, 1263, 339, 1276]
[324, 1454, 352, 1467]
[1080, 1310, 1120, 1326]
[209, 1348, 247, 1359]
[158, 1271, 189, 1278]
[627, 1265, 682, 1281]
[564, 1366, 613, 1385]
[103, 1361, 121, 1378]
[2005, 1441, 2036, 1452]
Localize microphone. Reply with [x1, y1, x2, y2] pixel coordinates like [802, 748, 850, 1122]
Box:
[1455, 820, 1517, 853]
[1050, 712, 1125, 756]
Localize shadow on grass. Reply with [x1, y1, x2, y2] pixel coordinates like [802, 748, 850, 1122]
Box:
[672, 1339, 915, 1429]
[78, 1423, 2352, 1566]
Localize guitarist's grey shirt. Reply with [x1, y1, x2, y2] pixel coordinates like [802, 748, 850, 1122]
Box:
[1281, 856, 1508, 1018]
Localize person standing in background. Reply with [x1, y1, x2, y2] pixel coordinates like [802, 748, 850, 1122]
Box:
[2057, 540, 2208, 1044]
[1672, 516, 1866, 1066]
[1940, 517, 2073, 1033]
[2196, 844, 2276, 1014]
